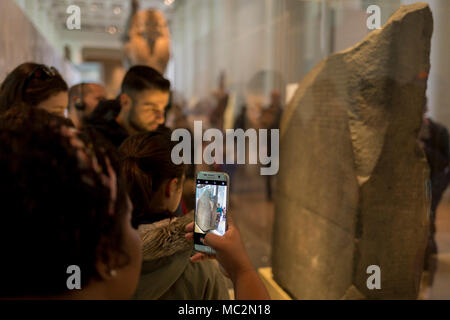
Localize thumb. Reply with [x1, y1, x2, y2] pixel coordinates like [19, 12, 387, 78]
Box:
[203, 232, 223, 250]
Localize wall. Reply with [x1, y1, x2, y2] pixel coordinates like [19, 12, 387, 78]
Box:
[14, 0, 64, 58]
[0, 0, 79, 85]
[171, 0, 322, 106]
[170, 0, 386, 111]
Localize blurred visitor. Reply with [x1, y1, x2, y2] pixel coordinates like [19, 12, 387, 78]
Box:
[420, 102, 450, 284]
[235, 70, 284, 200]
[68, 83, 106, 129]
[210, 71, 229, 132]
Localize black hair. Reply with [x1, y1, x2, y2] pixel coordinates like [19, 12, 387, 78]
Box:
[0, 62, 68, 114]
[121, 66, 171, 101]
[0, 105, 74, 130]
[0, 108, 129, 298]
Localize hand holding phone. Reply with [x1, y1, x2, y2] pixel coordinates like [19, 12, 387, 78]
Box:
[187, 215, 251, 280]
[185, 216, 270, 300]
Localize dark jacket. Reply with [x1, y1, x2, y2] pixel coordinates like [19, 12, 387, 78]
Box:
[133, 212, 230, 300]
[420, 118, 450, 211]
[85, 99, 129, 149]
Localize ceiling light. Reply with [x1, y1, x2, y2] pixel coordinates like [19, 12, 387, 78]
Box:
[108, 26, 117, 35]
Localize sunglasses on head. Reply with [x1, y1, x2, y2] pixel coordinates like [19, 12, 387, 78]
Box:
[22, 65, 59, 97]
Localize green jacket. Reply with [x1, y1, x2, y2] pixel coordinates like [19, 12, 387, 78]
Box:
[133, 212, 230, 300]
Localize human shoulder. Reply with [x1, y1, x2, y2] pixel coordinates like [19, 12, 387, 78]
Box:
[180, 257, 230, 300]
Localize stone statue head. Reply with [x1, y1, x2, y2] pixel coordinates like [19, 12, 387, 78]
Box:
[124, 9, 171, 74]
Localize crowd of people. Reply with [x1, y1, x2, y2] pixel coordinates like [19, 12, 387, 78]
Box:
[0, 62, 270, 300]
[1, 60, 447, 300]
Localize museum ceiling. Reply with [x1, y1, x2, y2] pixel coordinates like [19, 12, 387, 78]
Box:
[36, 0, 175, 35]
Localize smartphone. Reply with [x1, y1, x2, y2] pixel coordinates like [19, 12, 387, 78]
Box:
[194, 171, 229, 254]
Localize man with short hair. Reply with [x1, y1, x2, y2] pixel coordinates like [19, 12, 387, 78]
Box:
[68, 83, 106, 128]
[86, 66, 171, 148]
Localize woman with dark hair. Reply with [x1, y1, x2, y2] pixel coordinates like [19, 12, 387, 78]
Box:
[0, 109, 142, 299]
[120, 130, 185, 227]
[0, 62, 69, 117]
[120, 130, 230, 300]
[120, 131, 270, 300]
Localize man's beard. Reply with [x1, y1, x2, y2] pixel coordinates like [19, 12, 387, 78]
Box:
[128, 107, 148, 133]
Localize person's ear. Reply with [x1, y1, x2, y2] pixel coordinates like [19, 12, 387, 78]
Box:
[120, 93, 132, 112]
[95, 240, 120, 281]
[69, 96, 79, 110]
[95, 257, 118, 282]
[71, 95, 79, 104]
[164, 178, 179, 198]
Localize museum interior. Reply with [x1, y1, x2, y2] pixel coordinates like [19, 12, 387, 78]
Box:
[0, 0, 449, 300]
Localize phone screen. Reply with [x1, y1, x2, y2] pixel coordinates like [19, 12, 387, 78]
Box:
[194, 178, 228, 247]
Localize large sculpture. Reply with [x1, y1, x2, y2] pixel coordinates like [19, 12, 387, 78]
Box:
[123, 1, 171, 74]
[273, 3, 433, 299]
